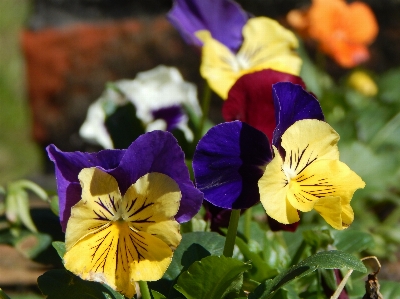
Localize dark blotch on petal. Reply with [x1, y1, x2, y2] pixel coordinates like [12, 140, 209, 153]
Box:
[193, 121, 271, 209]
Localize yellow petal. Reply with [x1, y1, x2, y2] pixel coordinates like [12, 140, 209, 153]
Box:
[64, 169, 182, 298]
[196, 30, 240, 99]
[287, 159, 365, 213]
[122, 172, 182, 249]
[281, 119, 340, 180]
[64, 221, 136, 298]
[129, 231, 174, 281]
[197, 17, 302, 99]
[314, 197, 354, 230]
[259, 147, 300, 224]
[239, 17, 301, 75]
[313, 196, 343, 229]
[340, 203, 354, 228]
[66, 167, 122, 249]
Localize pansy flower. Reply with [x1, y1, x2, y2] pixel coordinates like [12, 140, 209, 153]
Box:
[47, 130, 203, 231]
[287, 0, 378, 68]
[193, 82, 323, 210]
[64, 168, 181, 297]
[258, 119, 365, 229]
[197, 17, 301, 99]
[168, 0, 301, 99]
[80, 65, 201, 149]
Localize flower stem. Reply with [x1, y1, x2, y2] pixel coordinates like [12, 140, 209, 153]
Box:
[195, 82, 212, 144]
[139, 281, 151, 299]
[244, 208, 252, 241]
[223, 209, 241, 257]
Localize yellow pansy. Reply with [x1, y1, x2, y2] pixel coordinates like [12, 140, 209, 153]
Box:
[196, 17, 302, 99]
[258, 119, 365, 230]
[64, 168, 181, 298]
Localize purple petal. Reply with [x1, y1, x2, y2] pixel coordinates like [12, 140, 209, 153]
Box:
[108, 131, 203, 223]
[193, 121, 272, 209]
[167, 0, 249, 53]
[47, 145, 126, 230]
[47, 131, 203, 231]
[151, 105, 185, 131]
[272, 82, 324, 149]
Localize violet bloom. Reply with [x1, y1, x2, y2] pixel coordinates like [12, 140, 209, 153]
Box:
[47, 131, 203, 231]
[167, 0, 249, 53]
[192, 82, 324, 210]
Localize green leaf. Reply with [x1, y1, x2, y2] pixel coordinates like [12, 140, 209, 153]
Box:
[37, 269, 125, 299]
[302, 229, 333, 250]
[0, 289, 11, 299]
[14, 180, 48, 201]
[235, 236, 278, 282]
[249, 250, 366, 299]
[5, 186, 37, 232]
[151, 290, 167, 299]
[52, 241, 66, 259]
[333, 230, 374, 253]
[380, 280, 400, 298]
[13, 232, 52, 259]
[174, 255, 251, 299]
[149, 232, 225, 298]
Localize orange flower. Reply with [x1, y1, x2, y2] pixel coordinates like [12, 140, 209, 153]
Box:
[287, 0, 378, 68]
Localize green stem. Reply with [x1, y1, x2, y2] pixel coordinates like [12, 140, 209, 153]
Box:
[244, 207, 252, 241]
[139, 281, 151, 299]
[290, 240, 307, 266]
[223, 209, 241, 257]
[195, 83, 212, 144]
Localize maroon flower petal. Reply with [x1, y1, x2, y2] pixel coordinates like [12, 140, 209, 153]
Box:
[223, 69, 305, 142]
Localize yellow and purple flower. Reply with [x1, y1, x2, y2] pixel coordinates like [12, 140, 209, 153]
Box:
[168, 0, 302, 99]
[259, 119, 365, 229]
[47, 130, 203, 231]
[47, 131, 204, 296]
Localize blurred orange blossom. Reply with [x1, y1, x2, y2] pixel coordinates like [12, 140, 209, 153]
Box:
[287, 0, 378, 68]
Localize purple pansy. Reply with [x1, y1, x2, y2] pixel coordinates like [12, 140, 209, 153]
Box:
[192, 82, 324, 209]
[47, 130, 203, 231]
[167, 0, 249, 53]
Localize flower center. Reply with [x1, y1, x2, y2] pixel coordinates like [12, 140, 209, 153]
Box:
[282, 164, 297, 181]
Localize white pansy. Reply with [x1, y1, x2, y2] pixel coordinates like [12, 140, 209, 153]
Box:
[79, 65, 201, 148]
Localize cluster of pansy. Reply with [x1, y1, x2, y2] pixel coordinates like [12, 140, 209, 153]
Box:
[47, 0, 367, 297]
[193, 74, 364, 230]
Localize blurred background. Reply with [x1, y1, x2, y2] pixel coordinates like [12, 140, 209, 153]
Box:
[1, 0, 400, 297]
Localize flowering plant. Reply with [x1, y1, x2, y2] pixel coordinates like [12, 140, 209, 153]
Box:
[4, 0, 400, 299]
